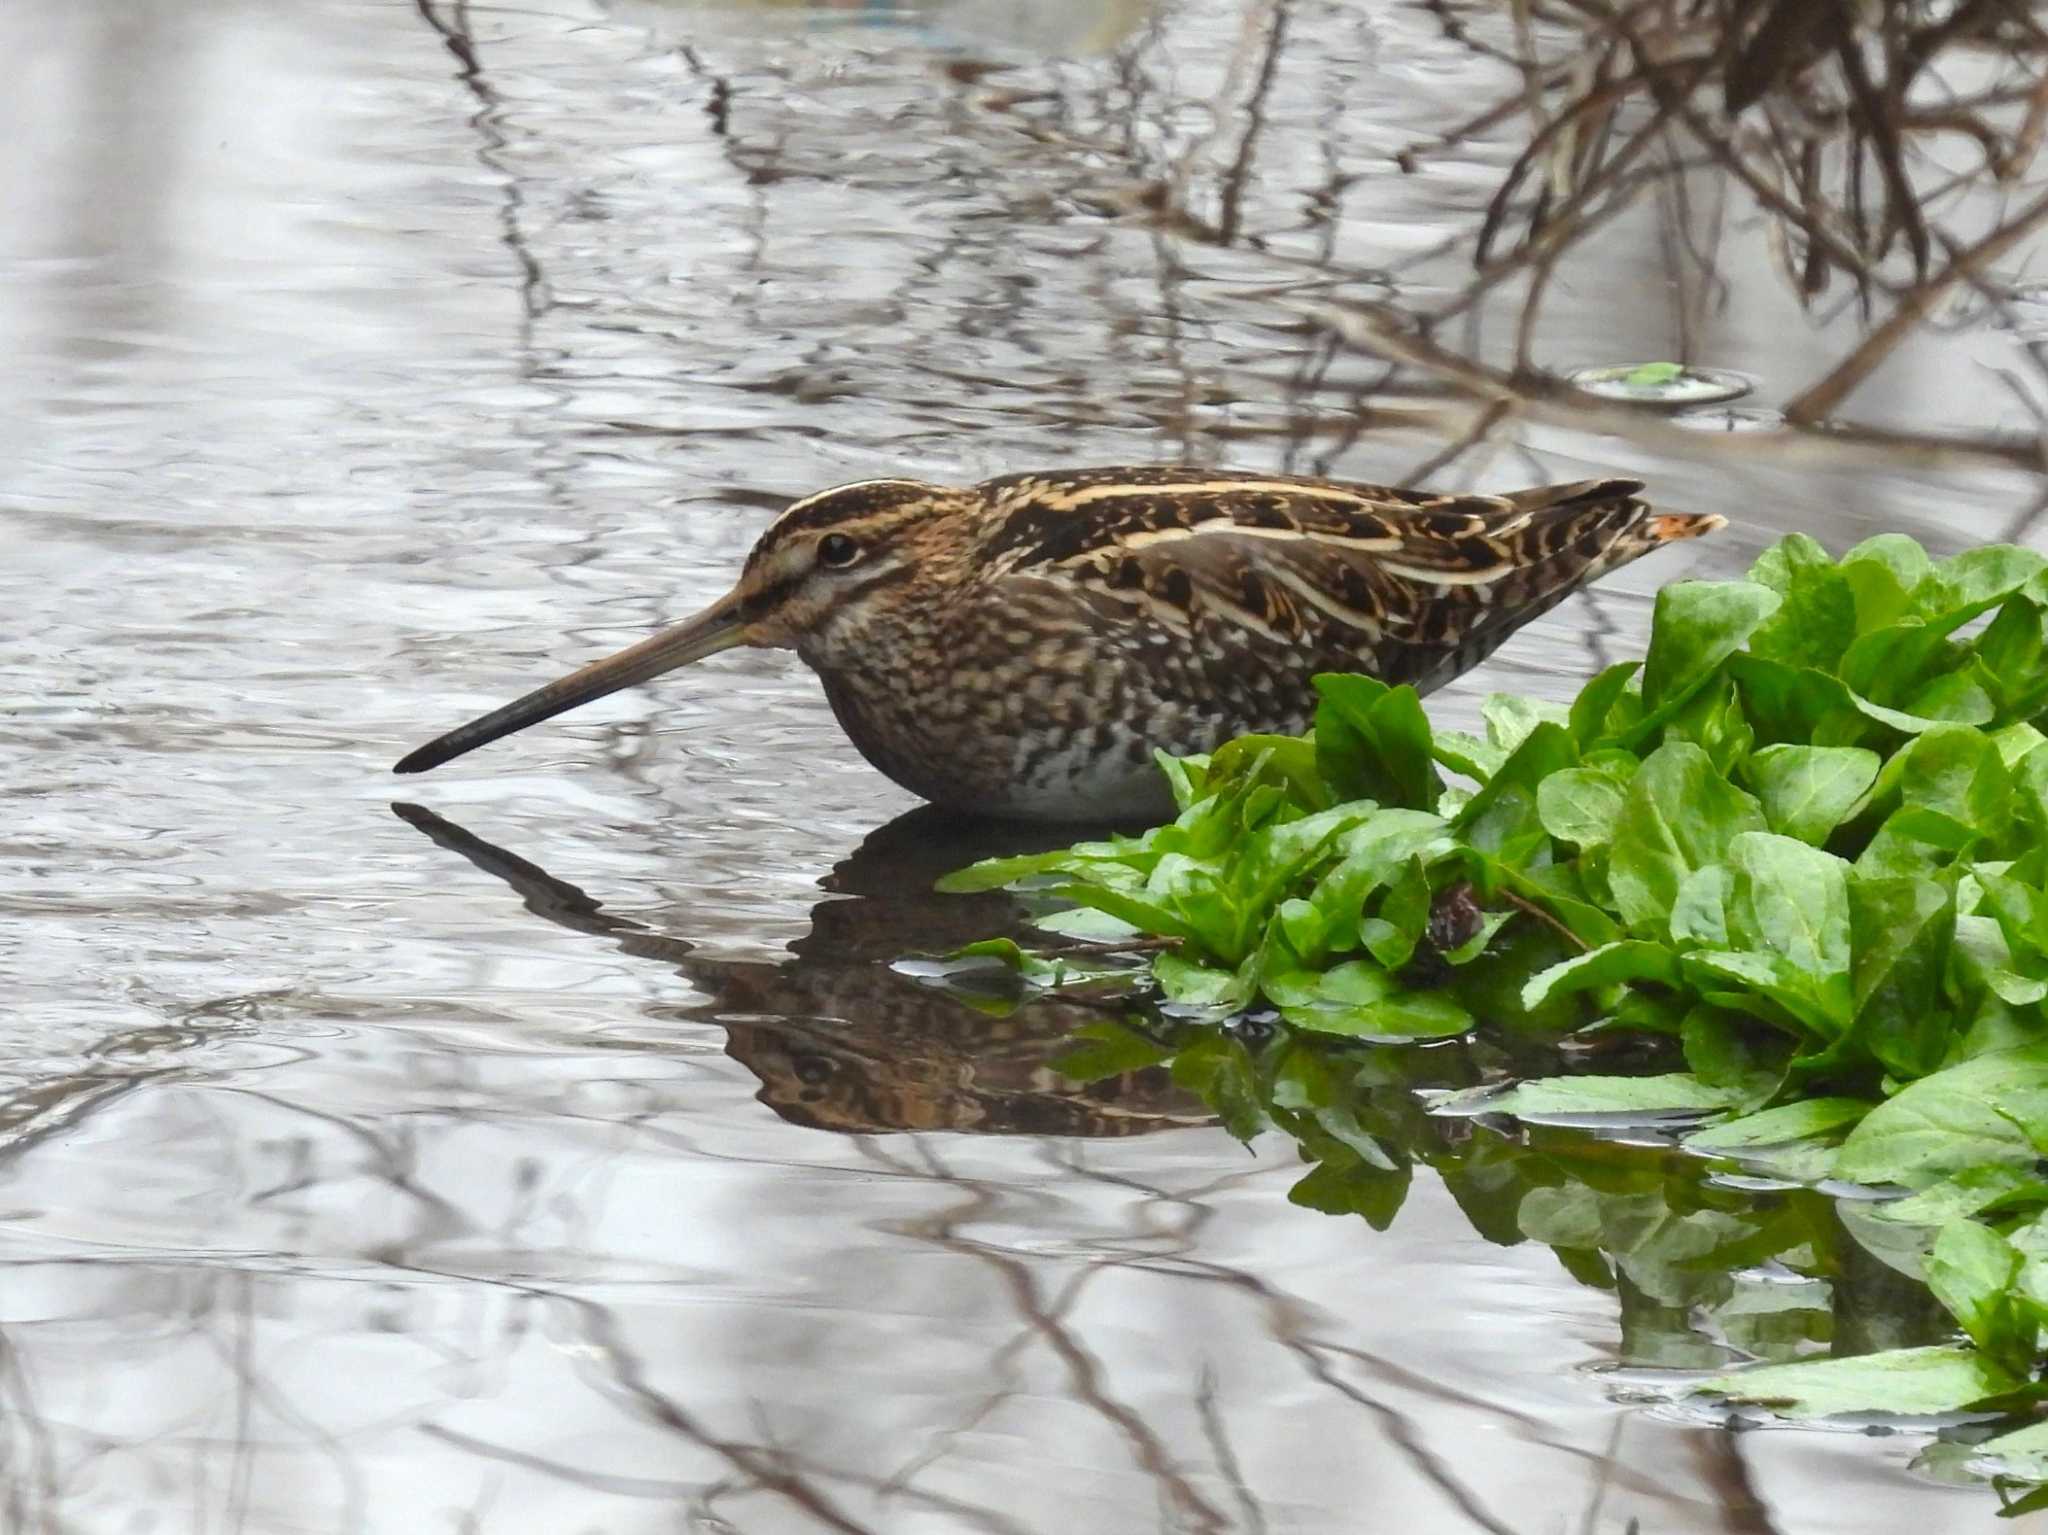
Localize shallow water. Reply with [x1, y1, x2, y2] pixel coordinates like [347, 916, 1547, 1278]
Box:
[6, 1, 2048, 1530]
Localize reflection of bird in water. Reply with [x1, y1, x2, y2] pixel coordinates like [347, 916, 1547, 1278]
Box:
[393, 802, 1208, 1137]
[395, 468, 1720, 818]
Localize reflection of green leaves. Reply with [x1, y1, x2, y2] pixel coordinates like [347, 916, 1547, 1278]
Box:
[1050, 1021, 1175, 1083]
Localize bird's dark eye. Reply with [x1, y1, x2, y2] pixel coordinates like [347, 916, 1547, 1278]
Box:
[817, 533, 861, 568]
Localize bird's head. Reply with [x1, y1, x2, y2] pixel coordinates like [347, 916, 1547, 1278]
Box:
[393, 478, 976, 774]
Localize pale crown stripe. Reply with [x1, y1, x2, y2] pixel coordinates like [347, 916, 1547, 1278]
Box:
[1033, 479, 1380, 511]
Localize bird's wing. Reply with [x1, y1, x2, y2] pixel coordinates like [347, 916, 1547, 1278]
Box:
[975, 469, 1712, 689]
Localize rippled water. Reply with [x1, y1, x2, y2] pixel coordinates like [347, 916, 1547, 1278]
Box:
[7, 1, 2048, 1530]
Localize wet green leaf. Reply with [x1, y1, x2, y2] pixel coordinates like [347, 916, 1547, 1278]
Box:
[1537, 766, 1628, 849]
[1439, 1073, 1741, 1119]
[1482, 693, 1569, 753]
[1685, 1097, 1868, 1149]
[1846, 875, 1957, 1080]
[1314, 675, 1440, 811]
[1919, 546, 2048, 632]
[1639, 580, 1783, 719]
[1362, 856, 1430, 969]
[1927, 1222, 2032, 1371]
[1608, 742, 1768, 937]
[1702, 1345, 2022, 1418]
[1521, 940, 1679, 1010]
[1282, 989, 1472, 1040]
[1959, 1419, 2048, 1482]
[1154, 951, 1251, 1010]
[1873, 1164, 2048, 1226]
[1569, 661, 1642, 747]
[1747, 744, 1879, 846]
[1837, 1044, 2048, 1185]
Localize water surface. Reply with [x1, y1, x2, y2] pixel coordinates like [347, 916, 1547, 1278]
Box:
[5, 1, 2046, 1529]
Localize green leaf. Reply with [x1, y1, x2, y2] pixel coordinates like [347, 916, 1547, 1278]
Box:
[1639, 580, 1783, 718]
[1681, 1004, 1781, 1093]
[1053, 881, 1198, 947]
[1836, 1043, 2048, 1185]
[1263, 957, 1395, 1010]
[1454, 721, 1577, 839]
[1925, 1222, 2031, 1371]
[1482, 693, 1569, 753]
[1723, 833, 1853, 994]
[1961, 1419, 2048, 1481]
[1154, 951, 1251, 1011]
[1747, 538, 1858, 673]
[1432, 730, 1503, 781]
[1313, 676, 1441, 811]
[1746, 745, 1880, 846]
[1668, 864, 1730, 948]
[1300, 810, 1451, 956]
[1622, 361, 1684, 387]
[1918, 545, 2048, 632]
[1845, 875, 1957, 1080]
[1283, 990, 1473, 1040]
[1362, 856, 1430, 969]
[1607, 741, 1769, 938]
[1569, 661, 1641, 747]
[1873, 1163, 2048, 1226]
[1841, 534, 1935, 631]
[1685, 1097, 1868, 1149]
[1520, 940, 1680, 1010]
[937, 841, 1140, 893]
[1438, 1073, 1741, 1120]
[1747, 531, 1833, 595]
[1701, 1345, 2022, 1418]
[1537, 766, 1628, 849]
[1682, 948, 1842, 1037]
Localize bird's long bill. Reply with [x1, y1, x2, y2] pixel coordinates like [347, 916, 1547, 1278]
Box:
[393, 592, 749, 775]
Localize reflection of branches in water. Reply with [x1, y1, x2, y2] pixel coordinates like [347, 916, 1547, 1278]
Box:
[853, 1132, 1795, 1535]
[416, 0, 553, 326]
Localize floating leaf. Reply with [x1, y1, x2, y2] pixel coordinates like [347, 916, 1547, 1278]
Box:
[1702, 1345, 2021, 1419]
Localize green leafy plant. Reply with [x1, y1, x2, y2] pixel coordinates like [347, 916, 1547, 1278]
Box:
[941, 531, 2048, 1493]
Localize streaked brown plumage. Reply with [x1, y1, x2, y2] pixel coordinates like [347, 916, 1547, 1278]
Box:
[395, 466, 1723, 819]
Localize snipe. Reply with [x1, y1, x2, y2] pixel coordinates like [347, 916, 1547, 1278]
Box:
[395, 467, 1722, 819]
